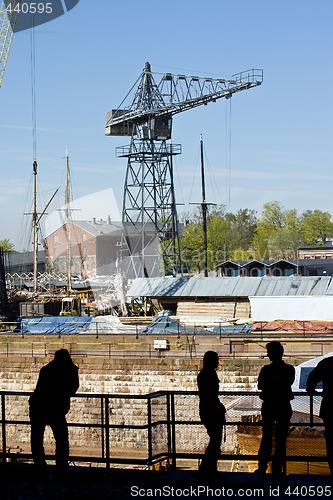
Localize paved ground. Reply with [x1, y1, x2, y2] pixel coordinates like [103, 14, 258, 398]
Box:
[1, 463, 332, 500]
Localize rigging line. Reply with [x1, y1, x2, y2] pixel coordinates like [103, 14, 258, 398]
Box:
[30, 19, 37, 159]
[228, 97, 232, 209]
[225, 98, 232, 211]
[204, 148, 224, 209]
[187, 145, 200, 210]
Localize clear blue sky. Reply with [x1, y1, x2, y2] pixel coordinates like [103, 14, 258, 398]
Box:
[1, 0, 332, 251]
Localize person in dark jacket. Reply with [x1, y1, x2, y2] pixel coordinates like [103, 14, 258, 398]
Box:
[306, 355, 333, 475]
[197, 350, 226, 475]
[29, 349, 79, 475]
[255, 341, 295, 476]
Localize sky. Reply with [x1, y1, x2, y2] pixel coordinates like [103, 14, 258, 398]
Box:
[0, 0, 332, 251]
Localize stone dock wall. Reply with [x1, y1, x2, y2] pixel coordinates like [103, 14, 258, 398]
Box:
[0, 353, 265, 458]
[0, 334, 315, 461]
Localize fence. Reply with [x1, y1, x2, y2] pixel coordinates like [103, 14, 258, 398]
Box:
[0, 391, 329, 474]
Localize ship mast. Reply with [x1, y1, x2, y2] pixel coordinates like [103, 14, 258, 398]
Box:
[32, 159, 38, 292]
[65, 151, 72, 296]
[30, 159, 59, 294]
[200, 134, 209, 278]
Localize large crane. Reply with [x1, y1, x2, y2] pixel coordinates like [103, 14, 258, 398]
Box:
[106, 62, 263, 278]
[0, 0, 20, 87]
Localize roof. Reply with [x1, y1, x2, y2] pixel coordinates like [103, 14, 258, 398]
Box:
[298, 245, 333, 251]
[73, 220, 122, 237]
[127, 275, 333, 298]
[216, 259, 298, 269]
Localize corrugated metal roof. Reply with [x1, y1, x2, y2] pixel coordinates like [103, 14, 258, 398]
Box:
[127, 276, 333, 298]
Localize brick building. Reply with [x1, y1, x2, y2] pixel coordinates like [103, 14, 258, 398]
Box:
[298, 245, 333, 260]
[45, 218, 122, 277]
[45, 218, 164, 278]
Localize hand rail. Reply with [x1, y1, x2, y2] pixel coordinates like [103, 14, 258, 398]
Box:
[0, 390, 326, 472]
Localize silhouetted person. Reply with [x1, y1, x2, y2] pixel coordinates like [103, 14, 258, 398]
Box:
[306, 356, 333, 475]
[255, 341, 295, 476]
[197, 351, 226, 475]
[29, 349, 79, 476]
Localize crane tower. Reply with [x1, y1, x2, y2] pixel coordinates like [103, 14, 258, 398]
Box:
[106, 62, 263, 277]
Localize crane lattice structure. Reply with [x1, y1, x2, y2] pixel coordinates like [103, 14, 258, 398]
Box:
[106, 62, 263, 278]
[0, 0, 20, 87]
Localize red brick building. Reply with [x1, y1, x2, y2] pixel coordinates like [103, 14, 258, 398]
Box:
[298, 245, 333, 260]
[45, 219, 122, 277]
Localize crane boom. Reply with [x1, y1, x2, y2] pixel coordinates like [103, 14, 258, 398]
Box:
[106, 63, 263, 136]
[0, 0, 20, 87]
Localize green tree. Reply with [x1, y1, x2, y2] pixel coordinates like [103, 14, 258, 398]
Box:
[0, 238, 15, 252]
[300, 210, 333, 245]
[181, 206, 257, 272]
[226, 208, 258, 256]
[253, 202, 305, 259]
[181, 222, 204, 272]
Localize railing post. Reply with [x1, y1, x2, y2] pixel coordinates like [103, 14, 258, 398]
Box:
[309, 394, 314, 428]
[101, 396, 105, 462]
[147, 397, 152, 466]
[1, 393, 7, 464]
[166, 392, 171, 463]
[170, 392, 176, 470]
[104, 396, 110, 469]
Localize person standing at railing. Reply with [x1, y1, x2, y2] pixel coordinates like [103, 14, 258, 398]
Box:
[255, 341, 295, 477]
[29, 349, 79, 477]
[197, 350, 226, 477]
[306, 355, 333, 475]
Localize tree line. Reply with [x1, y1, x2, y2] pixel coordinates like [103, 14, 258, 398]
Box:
[179, 201, 333, 273]
[2, 201, 333, 275]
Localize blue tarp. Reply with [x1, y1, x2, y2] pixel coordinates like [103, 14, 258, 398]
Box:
[142, 315, 184, 334]
[15, 316, 93, 334]
[210, 323, 252, 335]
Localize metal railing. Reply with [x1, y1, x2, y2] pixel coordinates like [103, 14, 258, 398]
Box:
[0, 390, 329, 473]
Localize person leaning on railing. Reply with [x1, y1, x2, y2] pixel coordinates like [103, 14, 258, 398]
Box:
[255, 341, 295, 477]
[306, 355, 333, 476]
[29, 349, 79, 478]
[197, 350, 226, 477]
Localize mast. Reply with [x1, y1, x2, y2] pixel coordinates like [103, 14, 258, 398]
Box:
[200, 134, 208, 277]
[32, 159, 38, 292]
[30, 159, 59, 294]
[65, 151, 71, 296]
